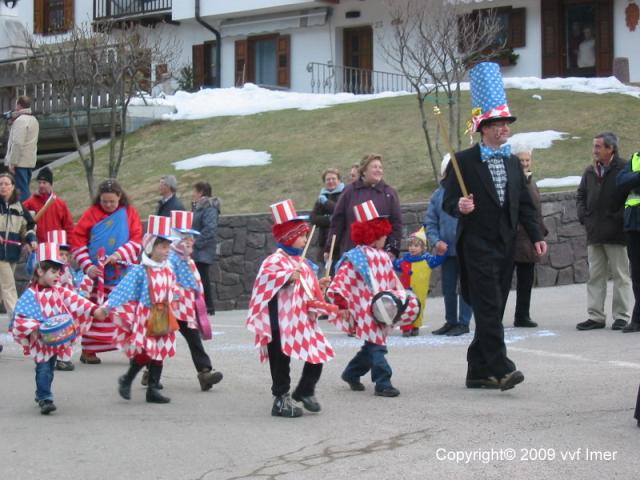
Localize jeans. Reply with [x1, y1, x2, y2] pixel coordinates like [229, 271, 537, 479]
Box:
[14, 167, 32, 202]
[441, 257, 473, 326]
[35, 356, 57, 401]
[343, 341, 392, 391]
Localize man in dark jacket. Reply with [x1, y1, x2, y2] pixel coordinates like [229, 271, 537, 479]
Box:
[576, 132, 631, 331]
[443, 62, 546, 392]
[157, 175, 185, 217]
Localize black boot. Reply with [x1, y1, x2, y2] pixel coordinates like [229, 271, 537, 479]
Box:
[146, 364, 171, 404]
[118, 360, 144, 400]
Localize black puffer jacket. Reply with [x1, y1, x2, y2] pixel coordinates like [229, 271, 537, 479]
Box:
[576, 156, 628, 245]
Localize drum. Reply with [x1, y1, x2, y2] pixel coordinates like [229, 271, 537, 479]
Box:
[40, 314, 77, 346]
[371, 290, 421, 327]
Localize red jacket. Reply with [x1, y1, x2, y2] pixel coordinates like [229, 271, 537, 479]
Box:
[23, 193, 75, 243]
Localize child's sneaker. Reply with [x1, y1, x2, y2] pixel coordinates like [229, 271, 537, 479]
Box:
[271, 393, 303, 418]
[39, 400, 57, 415]
[374, 386, 400, 397]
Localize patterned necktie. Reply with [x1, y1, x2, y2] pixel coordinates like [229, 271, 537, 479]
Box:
[480, 143, 512, 162]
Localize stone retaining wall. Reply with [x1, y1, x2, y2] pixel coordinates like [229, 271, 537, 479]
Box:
[212, 191, 586, 310]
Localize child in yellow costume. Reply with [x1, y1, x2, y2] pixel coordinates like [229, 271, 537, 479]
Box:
[394, 228, 447, 336]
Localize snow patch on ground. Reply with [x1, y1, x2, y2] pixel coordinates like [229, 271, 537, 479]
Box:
[508, 130, 568, 152]
[536, 176, 582, 188]
[172, 149, 272, 170]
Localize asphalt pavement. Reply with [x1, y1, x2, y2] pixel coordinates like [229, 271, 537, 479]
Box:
[1, 283, 639, 480]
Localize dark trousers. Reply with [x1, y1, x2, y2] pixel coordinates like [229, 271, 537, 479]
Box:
[14, 167, 32, 202]
[627, 231, 640, 325]
[463, 235, 516, 380]
[513, 261, 535, 321]
[343, 341, 393, 391]
[178, 321, 212, 372]
[195, 262, 215, 314]
[442, 256, 473, 326]
[267, 295, 322, 397]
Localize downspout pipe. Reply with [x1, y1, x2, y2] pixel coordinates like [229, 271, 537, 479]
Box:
[195, 0, 221, 88]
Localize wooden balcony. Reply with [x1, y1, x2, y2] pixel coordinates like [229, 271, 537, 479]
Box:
[93, 0, 172, 24]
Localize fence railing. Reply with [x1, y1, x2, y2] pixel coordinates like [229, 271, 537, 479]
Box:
[93, 0, 172, 21]
[306, 62, 413, 94]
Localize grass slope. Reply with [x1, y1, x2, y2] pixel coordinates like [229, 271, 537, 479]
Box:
[53, 89, 640, 218]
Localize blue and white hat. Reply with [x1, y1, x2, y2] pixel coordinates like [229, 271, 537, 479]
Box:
[469, 62, 516, 132]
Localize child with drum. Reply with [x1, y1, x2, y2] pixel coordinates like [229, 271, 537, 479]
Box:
[246, 200, 336, 418]
[107, 216, 179, 404]
[327, 200, 421, 398]
[11, 243, 108, 415]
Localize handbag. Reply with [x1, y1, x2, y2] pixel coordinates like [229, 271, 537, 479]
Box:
[145, 269, 179, 337]
[194, 294, 212, 340]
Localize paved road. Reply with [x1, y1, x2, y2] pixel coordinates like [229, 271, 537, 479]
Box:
[1, 283, 639, 479]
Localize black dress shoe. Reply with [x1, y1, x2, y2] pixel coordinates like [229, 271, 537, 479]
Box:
[576, 319, 605, 331]
[499, 370, 525, 391]
[432, 323, 454, 335]
[611, 319, 628, 331]
[514, 317, 538, 328]
[466, 376, 500, 389]
[623, 322, 640, 333]
[446, 324, 470, 336]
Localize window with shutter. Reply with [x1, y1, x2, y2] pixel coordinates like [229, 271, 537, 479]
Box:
[235, 40, 248, 86]
[193, 44, 205, 90]
[277, 35, 290, 88]
[35, 0, 73, 34]
[33, 0, 44, 34]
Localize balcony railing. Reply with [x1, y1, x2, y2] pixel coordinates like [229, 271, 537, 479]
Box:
[306, 62, 413, 95]
[94, 0, 172, 22]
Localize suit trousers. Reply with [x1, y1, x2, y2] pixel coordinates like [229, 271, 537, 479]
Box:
[462, 234, 516, 380]
[266, 295, 322, 397]
[586, 244, 632, 323]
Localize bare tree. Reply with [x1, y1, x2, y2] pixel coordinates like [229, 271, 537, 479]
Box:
[381, 0, 504, 181]
[25, 22, 179, 196]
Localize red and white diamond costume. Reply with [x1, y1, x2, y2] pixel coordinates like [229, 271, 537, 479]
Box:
[107, 261, 178, 361]
[11, 285, 99, 363]
[327, 245, 416, 345]
[246, 249, 336, 364]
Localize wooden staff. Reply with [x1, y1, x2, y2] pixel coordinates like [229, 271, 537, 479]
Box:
[324, 234, 336, 276]
[433, 106, 469, 198]
[297, 225, 316, 299]
[33, 193, 57, 223]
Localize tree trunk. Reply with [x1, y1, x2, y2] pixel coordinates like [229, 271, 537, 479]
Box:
[416, 93, 439, 183]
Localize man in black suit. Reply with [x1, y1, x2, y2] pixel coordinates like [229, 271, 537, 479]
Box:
[443, 118, 547, 391]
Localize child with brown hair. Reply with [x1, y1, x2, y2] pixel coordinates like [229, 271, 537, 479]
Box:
[11, 243, 108, 414]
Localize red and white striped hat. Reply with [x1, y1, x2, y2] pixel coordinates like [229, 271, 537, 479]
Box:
[170, 210, 200, 236]
[353, 200, 381, 223]
[270, 199, 299, 225]
[147, 215, 174, 240]
[37, 242, 64, 265]
[46, 230, 69, 247]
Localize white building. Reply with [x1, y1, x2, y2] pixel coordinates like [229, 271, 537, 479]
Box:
[3, 0, 639, 94]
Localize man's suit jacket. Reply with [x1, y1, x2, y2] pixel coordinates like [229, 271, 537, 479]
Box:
[442, 143, 542, 247]
[157, 194, 185, 217]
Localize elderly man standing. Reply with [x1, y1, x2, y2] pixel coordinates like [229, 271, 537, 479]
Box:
[576, 132, 631, 331]
[4, 96, 39, 201]
[23, 167, 74, 244]
[156, 175, 185, 217]
[443, 63, 546, 392]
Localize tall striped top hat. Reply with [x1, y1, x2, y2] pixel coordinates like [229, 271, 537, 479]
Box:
[353, 200, 382, 223]
[46, 230, 69, 248]
[270, 199, 308, 225]
[469, 62, 516, 132]
[147, 215, 175, 240]
[170, 210, 200, 236]
[37, 242, 64, 265]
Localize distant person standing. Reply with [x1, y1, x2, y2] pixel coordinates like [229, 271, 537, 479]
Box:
[310, 168, 344, 267]
[156, 175, 185, 217]
[23, 167, 74, 244]
[192, 181, 221, 315]
[576, 132, 631, 331]
[4, 96, 39, 201]
[577, 26, 596, 69]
